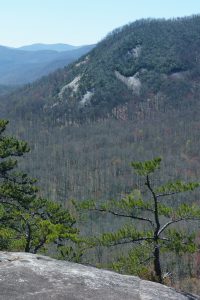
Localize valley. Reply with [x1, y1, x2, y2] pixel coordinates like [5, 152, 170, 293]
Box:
[0, 15, 200, 295]
[1, 16, 200, 202]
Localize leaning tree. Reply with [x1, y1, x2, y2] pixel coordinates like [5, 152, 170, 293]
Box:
[78, 157, 200, 283]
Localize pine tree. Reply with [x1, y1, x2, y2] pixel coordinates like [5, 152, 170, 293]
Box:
[78, 157, 200, 283]
[0, 120, 81, 259]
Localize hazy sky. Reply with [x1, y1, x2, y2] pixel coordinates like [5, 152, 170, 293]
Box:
[1, 0, 200, 47]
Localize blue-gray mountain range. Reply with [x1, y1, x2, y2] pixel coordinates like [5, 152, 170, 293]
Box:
[18, 43, 80, 52]
[0, 43, 95, 86]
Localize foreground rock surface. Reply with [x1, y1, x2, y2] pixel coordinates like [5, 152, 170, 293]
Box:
[0, 252, 199, 300]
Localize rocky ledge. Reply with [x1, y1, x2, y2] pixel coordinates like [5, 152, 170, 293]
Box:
[0, 252, 199, 300]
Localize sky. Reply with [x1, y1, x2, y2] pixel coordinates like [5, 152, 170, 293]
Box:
[1, 0, 200, 47]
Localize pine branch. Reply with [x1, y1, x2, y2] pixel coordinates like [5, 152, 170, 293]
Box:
[89, 207, 155, 227]
[107, 237, 154, 247]
[156, 191, 181, 198]
[158, 217, 200, 236]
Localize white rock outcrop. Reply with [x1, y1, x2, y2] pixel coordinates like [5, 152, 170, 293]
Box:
[75, 55, 89, 67]
[79, 91, 94, 107]
[115, 70, 141, 94]
[58, 75, 81, 100]
[0, 252, 198, 300]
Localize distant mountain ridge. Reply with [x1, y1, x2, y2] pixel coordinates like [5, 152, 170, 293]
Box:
[18, 43, 81, 52]
[0, 44, 95, 85]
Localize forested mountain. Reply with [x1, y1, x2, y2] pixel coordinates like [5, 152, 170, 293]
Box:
[0, 15, 200, 204]
[0, 44, 94, 85]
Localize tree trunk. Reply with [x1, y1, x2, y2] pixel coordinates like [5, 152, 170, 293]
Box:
[146, 175, 162, 283]
[25, 223, 31, 252]
[153, 244, 162, 283]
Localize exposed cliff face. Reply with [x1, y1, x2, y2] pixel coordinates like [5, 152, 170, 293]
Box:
[0, 252, 198, 300]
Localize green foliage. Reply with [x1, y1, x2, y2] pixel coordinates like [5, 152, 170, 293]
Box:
[176, 204, 200, 218]
[111, 243, 152, 279]
[156, 181, 200, 194]
[0, 225, 17, 250]
[98, 225, 152, 247]
[0, 120, 82, 261]
[74, 199, 96, 210]
[165, 229, 197, 254]
[131, 157, 162, 176]
[3, 197, 79, 255]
